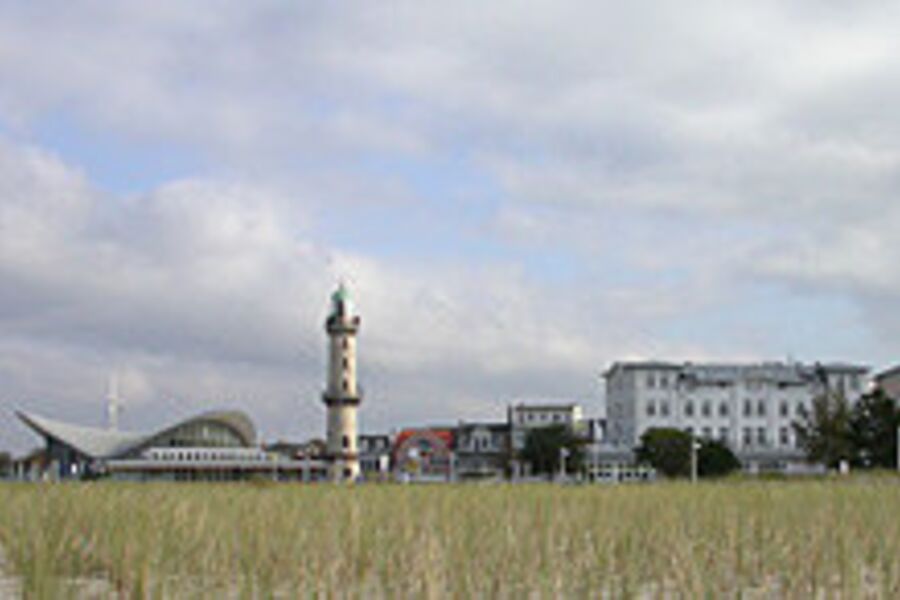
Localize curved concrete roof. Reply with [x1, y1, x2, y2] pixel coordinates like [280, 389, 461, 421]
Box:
[16, 409, 256, 460]
[135, 410, 256, 451]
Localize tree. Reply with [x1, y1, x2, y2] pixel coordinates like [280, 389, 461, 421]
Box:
[850, 388, 900, 469]
[793, 391, 854, 469]
[635, 428, 740, 479]
[635, 428, 692, 478]
[698, 439, 741, 478]
[520, 425, 583, 477]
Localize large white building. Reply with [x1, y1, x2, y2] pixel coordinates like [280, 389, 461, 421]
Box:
[604, 361, 869, 471]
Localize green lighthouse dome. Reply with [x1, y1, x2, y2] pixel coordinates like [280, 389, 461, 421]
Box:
[330, 282, 355, 317]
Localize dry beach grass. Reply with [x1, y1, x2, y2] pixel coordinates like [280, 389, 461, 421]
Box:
[1, 478, 899, 597]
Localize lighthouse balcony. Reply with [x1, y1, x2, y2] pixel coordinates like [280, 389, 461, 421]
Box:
[326, 315, 360, 333]
[322, 392, 362, 407]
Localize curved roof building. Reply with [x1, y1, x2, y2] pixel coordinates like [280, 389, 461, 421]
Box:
[17, 410, 256, 460]
[13, 409, 305, 481]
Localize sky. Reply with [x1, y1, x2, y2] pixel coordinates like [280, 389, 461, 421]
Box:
[2, 1, 900, 453]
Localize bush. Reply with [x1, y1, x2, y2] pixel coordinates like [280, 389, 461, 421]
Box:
[698, 439, 741, 478]
[636, 428, 740, 479]
[635, 428, 692, 478]
[521, 425, 583, 477]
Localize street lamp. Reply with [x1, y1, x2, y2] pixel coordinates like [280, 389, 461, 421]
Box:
[559, 446, 570, 483]
[690, 439, 701, 484]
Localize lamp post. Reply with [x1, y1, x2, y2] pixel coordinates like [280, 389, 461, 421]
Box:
[559, 446, 569, 483]
[690, 439, 701, 484]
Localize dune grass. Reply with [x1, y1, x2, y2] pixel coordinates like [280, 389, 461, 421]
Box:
[1, 478, 900, 597]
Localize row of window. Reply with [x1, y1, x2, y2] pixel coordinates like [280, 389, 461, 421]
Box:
[644, 373, 862, 392]
[684, 426, 794, 448]
[645, 398, 807, 419]
[462, 437, 499, 452]
[146, 450, 268, 462]
[518, 412, 570, 425]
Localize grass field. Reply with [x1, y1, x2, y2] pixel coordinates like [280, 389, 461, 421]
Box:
[1, 478, 900, 597]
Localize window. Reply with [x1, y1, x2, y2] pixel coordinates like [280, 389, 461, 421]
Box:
[719, 427, 729, 441]
[660, 376, 669, 389]
[342, 379, 349, 391]
[757, 428, 767, 446]
[718, 402, 728, 417]
[646, 401, 656, 417]
[342, 337, 349, 350]
[342, 435, 349, 449]
[702, 427, 712, 439]
[342, 357, 349, 369]
[743, 400, 752, 417]
[742, 427, 752, 447]
[779, 401, 788, 418]
[702, 401, 711, 418]
[757, 400, 766, 417]
[779, 427, 789, 447]
[686, 426, 694, 436]
[796, 402, 807, 417]
[685, 401, 695, 417]
[647, 374, 656, 388]
[661, 401, 670, 417]
[344, 468, 352, 478]
[850, 375, 860, 391]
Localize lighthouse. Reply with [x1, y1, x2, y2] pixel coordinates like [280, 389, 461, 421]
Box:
[322, 282, 362, 482]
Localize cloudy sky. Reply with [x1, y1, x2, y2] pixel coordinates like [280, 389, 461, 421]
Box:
[2, 2, 899, 452]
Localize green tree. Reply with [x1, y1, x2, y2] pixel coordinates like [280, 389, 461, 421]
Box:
[635, 428, 692, 477]
[521, 425, 583, 477]
[850, 388, 900, 469]
[793, 391, 854, 469]
[698, 439, 741, 478]
[635, 428, 741, 479]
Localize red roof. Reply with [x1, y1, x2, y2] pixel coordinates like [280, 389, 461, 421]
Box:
[393, 428, 454, 452]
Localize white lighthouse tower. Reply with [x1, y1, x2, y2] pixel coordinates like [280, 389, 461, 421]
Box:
[322, 282, 362, 482]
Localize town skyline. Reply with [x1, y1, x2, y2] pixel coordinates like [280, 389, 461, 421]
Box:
[2, 3, 899, 454]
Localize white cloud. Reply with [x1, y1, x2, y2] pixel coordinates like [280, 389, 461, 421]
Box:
[0, 138, 663, 452]
[2, 2, 900, 451]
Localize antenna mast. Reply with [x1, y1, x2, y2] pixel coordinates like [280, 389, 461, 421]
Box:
[106, 373, 122, 431]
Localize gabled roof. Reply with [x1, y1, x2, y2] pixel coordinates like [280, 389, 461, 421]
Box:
[393, 428, 454, 453]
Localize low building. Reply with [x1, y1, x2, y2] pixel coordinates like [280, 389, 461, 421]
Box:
[454, 422, 509, 479]
[265, 439, 326, 460]
[10, 448, 47, 481]
[604, 360, 869, 472]
[16, 410, 328, 482]
[392, 427, 454, 481]
[874, 365, 900, 399]
[358, 434, 392, 479]
[508, 402, 584, 452]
